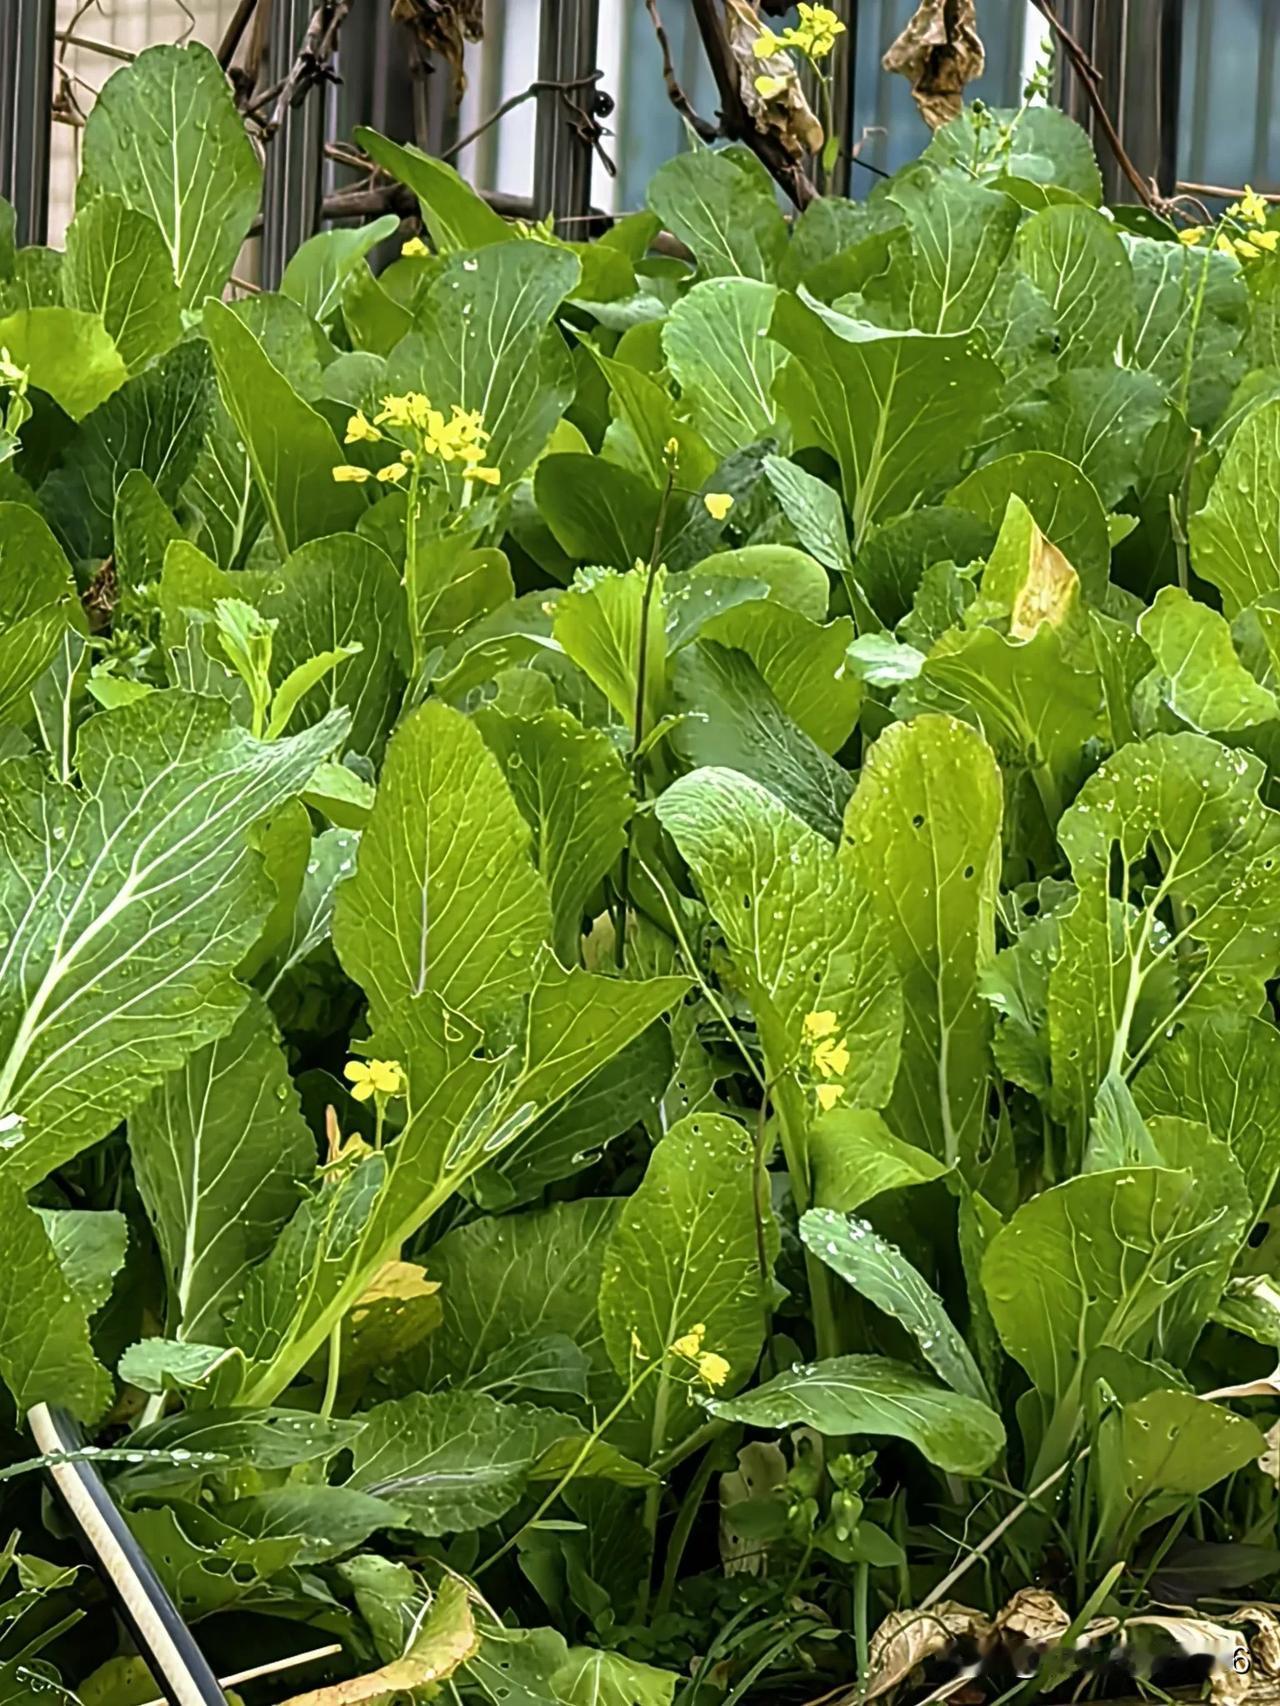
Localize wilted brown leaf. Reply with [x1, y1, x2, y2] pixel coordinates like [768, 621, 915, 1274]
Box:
[994, 1588, 1070, 1673]
[883, 0, 985, 130]
[725, 0, 824, 161]
[1226, 1607, 1280, 1681]
[1010, 534, 1078, 639]
[1122, 1616, 1250, 1706]
[391, 0, 483, 96]
[864, 1602, 992, 1701]
[279, 1576, 479, 1706]
[719, 1439, 788, 1576]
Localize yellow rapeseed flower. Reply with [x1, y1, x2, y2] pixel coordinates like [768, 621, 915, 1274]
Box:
[803, 1010, 839, 1042]
[704, 492, 735, 520]
[696, 1351, 730, 1389]
[332, 464, 371, 484]
[376, 462, 408, 483]
[1254, 229, 1280, 252]
[345, 409, 382, 445]
[1234, 185, 1269, 226]
[815, 1083, 845, 1113]
[344, 1058, 407, 1101]
[670, 1323, 706, 1360]
[1235, 238, 1262, 259]
[401, 236, 431, 257]
[464, 464, 501, 485]
[752, 24, 783, 57]
[755, 73, 789, 99]
[813, 1035, 850, 1079]
[791, 3, 845, 58]
[1177, 225, 1206, 246]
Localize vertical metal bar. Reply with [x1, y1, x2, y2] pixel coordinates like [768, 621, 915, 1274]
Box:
[1252, 0, 1278, 188]
[1157, 0, 1184, 194]
[827, 0, 856, 197]
[1057, 0, 1182, 202]
[1187, 0, 1213, 186]
[0, 0, 56, 246]
[261, 0, 329, 287]
[532, 0, 601, 230]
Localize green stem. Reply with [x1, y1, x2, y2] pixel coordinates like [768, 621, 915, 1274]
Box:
[615, 464, 675, 970]
[403, 463, 425, 689]
[476, 1356, 663, 1576]
[319, 1320, 341, 1420]
[853, 1560, 871, 1701]
[654, 1446, 719, 1618]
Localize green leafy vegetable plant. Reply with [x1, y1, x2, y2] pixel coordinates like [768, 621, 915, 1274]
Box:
[2, 37, 1280, 1706]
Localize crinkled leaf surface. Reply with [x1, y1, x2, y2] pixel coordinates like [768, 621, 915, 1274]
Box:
[79, 42, 261, 311]
[0, 694, 346, 1184]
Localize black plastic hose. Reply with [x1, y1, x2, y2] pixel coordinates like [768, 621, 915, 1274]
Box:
[27, 1404, 228, 1706]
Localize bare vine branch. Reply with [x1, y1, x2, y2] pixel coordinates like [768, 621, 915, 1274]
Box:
[1030, 0, 1172, 214]
[217, 0, 260, 69]
[645, 0, 719, 142]
[686, 0, 819, 209]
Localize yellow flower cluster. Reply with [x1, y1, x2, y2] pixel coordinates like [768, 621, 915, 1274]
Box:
[804, 1009, 850, 1112]
[753, 3, 846, 63]
[669, 1322, 731, 1389]
[344, 1057, 407, 1102]
[1180, 184, 1279, 261]
[332, 393, 501, 487]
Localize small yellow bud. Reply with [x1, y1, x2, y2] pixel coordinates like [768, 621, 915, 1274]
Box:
[400, 236, 431, 257]
[464, 464, 501, 485]
[704, 492, 735, 521]
[332, 464, 371, 484]
[376, 462, 408, 482]
[1177, 225, 1206, 246]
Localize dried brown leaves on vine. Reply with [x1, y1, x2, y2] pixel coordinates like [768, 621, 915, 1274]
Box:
[883, 0, 985, 129]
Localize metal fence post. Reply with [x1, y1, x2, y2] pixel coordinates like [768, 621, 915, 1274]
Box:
[260, 0, 331, 286]
[1056, 0, 1183, 201]
[0, 0, 56, 246]
[532, 0, 601, 230]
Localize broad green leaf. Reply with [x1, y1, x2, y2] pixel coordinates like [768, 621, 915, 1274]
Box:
[647, 148, 787, 281]
[39, 1208, 127, 1316]
[1140, 1115, 1249, 1356]
[203, 297, 364, 557]
[656, 766, 902, 1117]
[701, 601, 860, 753]
[555, 565, 666, 736]
[281, 215, 401, 324]
[555, 1651, 677, 1706]
[843, 716, 1002, 1170]
[858, 508, 993, 633]
[129, 994, 314, 1344]
[236, 961, 685, 1403]
[762, 456, 857, 588]
[1005, 366, 1166, 511]
[671, 641, 852, 840]
[261, 534, 408, 757]
[808, 1107, 950, 1212]
[122, 1503, 299, 1618]
[125, 1405, 360, 1476]
[947, 449, 1111, 601]
[535, 452, 665, 572]
[1015, 204, 1133, 367]
[801, 1207, 990, 1402]
[183, 394, 264, 571]
[114, 468, 181, 593]
[1190, 397, 1280, 615]
[662, 278, 781, 457]
[1215, 1275, 1280, 1346]
[118, 1339, 235, 1394]
[0, 693, 347, 1184]
[387, 243, 580, 484]
[79, 42, 261, 310]
[925, 106, 1103, 204]
[868, 166, 1020, 333]
[599, 1112, 776, 1450]
[258, 825, 359, 997]
[62, 195, 183, 373]
[0, 1177, 111, 1421]
[1133, 1012, 1280, 1219]
[355, 129, 513, 251]
[1124, 235, 1247, 430]
[409, 1200, 618, 1408]
[585, 341, 715, 490]
[772, 293, 1001, 547]
[476, 1024, 673, 1210]
[347, 1391, 647, 1534]
[41, 337, 213, 560]
[982, 1166, 1227, 1404]
[1096, 1390, 1265, 1553]
[224, 1485, 406, 1566]
[474, 706, 632, 961]
[0, 306, 126, 419]
[688, 544, 829, 620]
[706, 1353, 1003, 1476]
[0, 502, 77, 725]
[1048, 735, 1280, 1127]
[333, 700, 551, 1024]
[1138, 585, 1278, 731]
